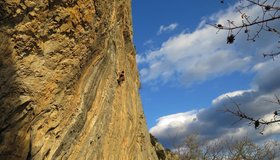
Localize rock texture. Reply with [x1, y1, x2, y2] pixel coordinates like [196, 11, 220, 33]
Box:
[150, 134, 179, 160]
[0, 0, 159, 159]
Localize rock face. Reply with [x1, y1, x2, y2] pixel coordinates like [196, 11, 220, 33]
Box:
[0, 0, 159, 159]
[150, 134, 179, 160]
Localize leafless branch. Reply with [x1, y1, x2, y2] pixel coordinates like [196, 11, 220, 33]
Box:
[215, 0, 280, 59]
[222, 95, 280, 134]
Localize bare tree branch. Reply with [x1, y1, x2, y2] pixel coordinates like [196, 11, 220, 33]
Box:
[222, 95, 280, 134]
[214, 0, 280, 59]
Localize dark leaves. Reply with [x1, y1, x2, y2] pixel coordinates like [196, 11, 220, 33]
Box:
[217, 24, 223, 29]
[265, 5, 271, 11]
[268, 28, 278, 32]
[227, 34, 235, 44]
[254, 120, 260, 129]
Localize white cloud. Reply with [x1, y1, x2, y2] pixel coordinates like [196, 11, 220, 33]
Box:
[212, 89, 255, 106]
[252, 62, 266, 72]
[150, 111, 199, 145]
[138, 1, 279, 87]
[150, 91, 280, 148]
[148, 1, 280, 148]
[150, 111, 198, 135]
[150, 60, 280, 148]
[143, 39, 153, 46]
[139, 26, 253, 86]
[157, 23, 178, 35]
[136, 54, 146, 64]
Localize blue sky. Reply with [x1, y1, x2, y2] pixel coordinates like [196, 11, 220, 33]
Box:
[132, 0, 280, 148]
[132, 0, 245, 128]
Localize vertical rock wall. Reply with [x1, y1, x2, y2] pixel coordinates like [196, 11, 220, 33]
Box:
[0, 0, 158, 159]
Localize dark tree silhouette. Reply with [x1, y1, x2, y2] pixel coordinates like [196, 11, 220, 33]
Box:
[214, 0, 280, 59]
[175, 133, 280, 159]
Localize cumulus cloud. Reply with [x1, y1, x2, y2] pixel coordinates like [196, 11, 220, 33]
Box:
[157, 23, 178, 35]
[150, 110, 202, 147]
[150, 60, 280, 148]
[148, 1, 280, 148]
[211, 89, 256, 106]
[140, 27, 253, 86]
[138, 2, 279, 87]
[136, 54, 146, 64]
[151, 92, 280, 148]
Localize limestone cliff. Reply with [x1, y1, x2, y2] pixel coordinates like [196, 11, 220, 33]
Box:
[0, 0, 159, 159]
[150, 134, 179, 160]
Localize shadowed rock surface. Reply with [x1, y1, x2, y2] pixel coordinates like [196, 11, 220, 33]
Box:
[150, 134, 179, 160]
[0, 0, 160, 159]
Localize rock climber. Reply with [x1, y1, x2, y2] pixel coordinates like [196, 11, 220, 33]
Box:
[117, 71, 125, 86]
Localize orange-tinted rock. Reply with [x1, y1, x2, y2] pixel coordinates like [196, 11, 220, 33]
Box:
[0, 0, 159, 159]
